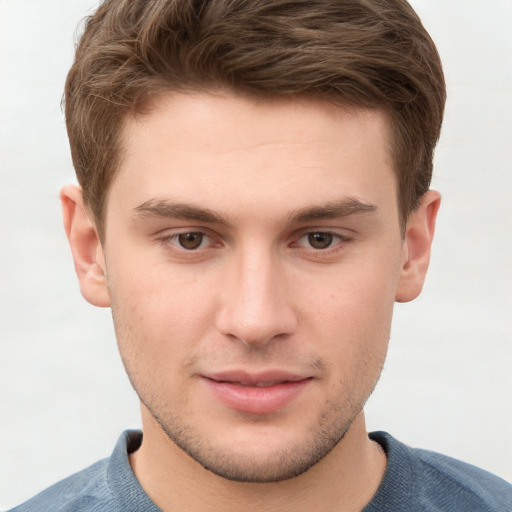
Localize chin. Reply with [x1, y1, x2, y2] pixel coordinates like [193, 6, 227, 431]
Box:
[146, 398, 355, 483]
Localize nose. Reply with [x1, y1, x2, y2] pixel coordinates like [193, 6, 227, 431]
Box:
[215, 248, 298, 347]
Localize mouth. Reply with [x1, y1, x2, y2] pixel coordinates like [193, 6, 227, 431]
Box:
[222, 380, 291, 388]
[202, 371, 313, 414]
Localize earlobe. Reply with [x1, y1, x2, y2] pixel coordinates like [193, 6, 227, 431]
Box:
[395, 190, 441, 303]
[60, 185, 111, 307]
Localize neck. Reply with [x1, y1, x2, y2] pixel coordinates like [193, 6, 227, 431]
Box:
[130, 410, 386, 512]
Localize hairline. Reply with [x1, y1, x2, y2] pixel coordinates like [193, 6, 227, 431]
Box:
[90, 88, 407, 243]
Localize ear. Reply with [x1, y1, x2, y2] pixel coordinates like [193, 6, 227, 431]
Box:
[395, 190, 441, 303]
[60, 184, 110, 307]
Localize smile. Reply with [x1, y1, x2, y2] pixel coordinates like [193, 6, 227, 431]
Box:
[220, 380, 287, 387]
[202, 372, 313, 414]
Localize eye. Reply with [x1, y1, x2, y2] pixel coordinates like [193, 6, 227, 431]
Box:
[155, 229, 222, 260]
[293, 230, 350, 251]
[158, 231, 215, 252]
[307, 232, 334, 249]
[177, 232, 205, 250]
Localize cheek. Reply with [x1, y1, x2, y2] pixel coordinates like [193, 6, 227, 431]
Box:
[112, 254, 217, 324]
[108, 262, 219, 376]
[299, 255, 399, 361]
[305, 263, 397, 325]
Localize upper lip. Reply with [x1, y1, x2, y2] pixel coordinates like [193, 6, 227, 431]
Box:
[203, 370, 311, 385]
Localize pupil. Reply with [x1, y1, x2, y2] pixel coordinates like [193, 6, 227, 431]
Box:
[178, 232, 203, 250]
[308, 232, 333, 249]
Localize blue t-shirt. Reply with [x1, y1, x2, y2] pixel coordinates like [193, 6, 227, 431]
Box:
[9, 430, 512, 511]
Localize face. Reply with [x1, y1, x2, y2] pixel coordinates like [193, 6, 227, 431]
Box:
[99, 92, 406, 482]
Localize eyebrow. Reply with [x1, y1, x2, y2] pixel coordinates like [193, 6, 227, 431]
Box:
[132, 197, 376, 226]
[132, 199, 231, 226]
[286, 198, 377, 224]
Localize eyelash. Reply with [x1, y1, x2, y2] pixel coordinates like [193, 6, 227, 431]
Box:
[157, 231, 218, 253]
[156, 229, 352, 255]
[292, 230, 352, 251]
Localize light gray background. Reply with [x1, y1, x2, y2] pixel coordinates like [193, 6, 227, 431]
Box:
[1, 0, 511, 509]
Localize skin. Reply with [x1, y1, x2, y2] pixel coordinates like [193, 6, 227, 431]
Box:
[62, 92, 440, 512]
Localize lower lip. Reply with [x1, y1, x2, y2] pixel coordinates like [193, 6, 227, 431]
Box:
[204, 378, 312, 414]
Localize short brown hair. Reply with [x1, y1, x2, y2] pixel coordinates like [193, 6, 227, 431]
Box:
[65, 0, 446, 238]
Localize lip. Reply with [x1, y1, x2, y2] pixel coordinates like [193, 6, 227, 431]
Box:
[202, 370, 313, 414]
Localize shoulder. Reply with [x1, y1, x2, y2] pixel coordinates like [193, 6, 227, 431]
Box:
[7, 458, 113, 512]
[7, 431, 149, 512]
[414, 446, 512, 510]
[368, 431, 512, 512]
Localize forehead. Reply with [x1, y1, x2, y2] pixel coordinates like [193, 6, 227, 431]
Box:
[107, 92, 397, 224]
[129, 91, 392, 158]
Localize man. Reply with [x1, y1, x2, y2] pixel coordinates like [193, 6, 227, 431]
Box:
[9, 0, 512, 510]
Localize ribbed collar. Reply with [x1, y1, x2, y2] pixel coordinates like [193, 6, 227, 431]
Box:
[106, 430, 415, 511]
